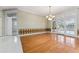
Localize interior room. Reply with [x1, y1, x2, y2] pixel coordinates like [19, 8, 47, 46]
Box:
[0, 6, 79, 53]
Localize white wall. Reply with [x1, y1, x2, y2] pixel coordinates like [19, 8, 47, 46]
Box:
[18, 10, 48, 29]
[77, 9, 79, 31]
[47, 20, 51, 29]
[0, 11, 3, 36]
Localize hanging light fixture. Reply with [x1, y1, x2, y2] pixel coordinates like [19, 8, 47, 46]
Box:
[46, 6, 55, 20]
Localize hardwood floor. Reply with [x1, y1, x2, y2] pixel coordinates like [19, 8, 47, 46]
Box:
[20, 33, 79, 53]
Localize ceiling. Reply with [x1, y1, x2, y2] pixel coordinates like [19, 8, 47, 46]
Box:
[0, 6, 77, 16]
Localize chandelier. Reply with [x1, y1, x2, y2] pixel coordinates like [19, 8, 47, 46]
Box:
[46, 6, 55, 20]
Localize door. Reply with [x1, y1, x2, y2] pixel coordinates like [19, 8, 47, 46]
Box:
[4, 11, 18, 36]
[4, 17, 12, 36]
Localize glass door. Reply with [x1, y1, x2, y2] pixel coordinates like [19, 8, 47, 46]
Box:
[55, 19, 65, 34]
[52, 18, 65, 34]
[52, 16, 76, 36]
[65, 16, 75, 36]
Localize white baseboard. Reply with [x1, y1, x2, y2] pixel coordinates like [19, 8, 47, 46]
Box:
[20, 31, 50, 36]
[20, 31, 79, 38]
[51, 32, 79, 38]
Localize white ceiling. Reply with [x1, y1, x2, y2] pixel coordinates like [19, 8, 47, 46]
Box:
[0, 6, 77, 16]
[18, 6, 75, 16]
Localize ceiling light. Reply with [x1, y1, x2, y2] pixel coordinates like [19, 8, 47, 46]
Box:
[46, 6, 55, 20]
